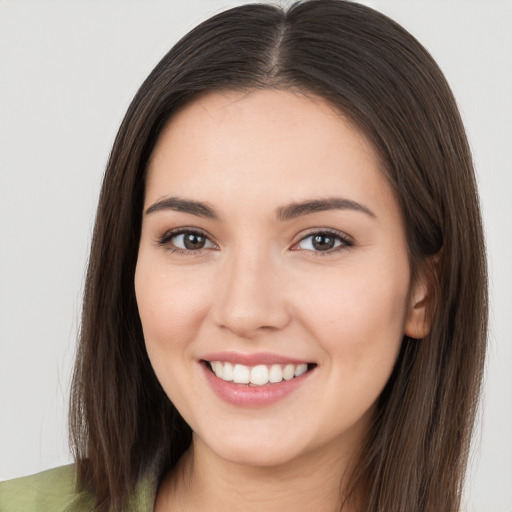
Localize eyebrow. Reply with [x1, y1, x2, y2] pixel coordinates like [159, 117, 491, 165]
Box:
[276, 198, 375, 221]
[145, 196, 375, 221]
[145, 197, 218, 219]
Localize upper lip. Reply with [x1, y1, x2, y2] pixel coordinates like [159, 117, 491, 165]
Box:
[201, 351, 312, 366]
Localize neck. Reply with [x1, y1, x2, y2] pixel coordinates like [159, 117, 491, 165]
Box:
[156, 435, 364, 512]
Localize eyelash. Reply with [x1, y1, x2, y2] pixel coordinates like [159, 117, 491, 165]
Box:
[157, 228, 217, 256]
[157, 228, 354, 256]
[292, 228, 354, 255]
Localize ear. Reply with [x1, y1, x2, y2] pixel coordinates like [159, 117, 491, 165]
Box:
[404, 260, 437, 339]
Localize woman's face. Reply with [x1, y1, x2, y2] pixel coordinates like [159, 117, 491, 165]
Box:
[135, 89, 427, 468]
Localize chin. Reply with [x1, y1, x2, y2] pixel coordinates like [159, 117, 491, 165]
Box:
[212, 442, 304, 468]
[194, 424, 314, 468]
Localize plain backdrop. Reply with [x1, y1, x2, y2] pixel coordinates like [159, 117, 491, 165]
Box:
[0, 1, 511, 510]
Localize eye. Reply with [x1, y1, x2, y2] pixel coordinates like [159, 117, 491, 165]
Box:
[159, 229, 217, 253]
[293, 230, 353, 253]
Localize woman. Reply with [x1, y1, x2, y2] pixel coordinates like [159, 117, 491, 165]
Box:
[0, 1, 487, 511]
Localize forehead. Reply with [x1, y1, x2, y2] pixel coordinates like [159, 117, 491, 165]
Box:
[145, 89, 395, 219]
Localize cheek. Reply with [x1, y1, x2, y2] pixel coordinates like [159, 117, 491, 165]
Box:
[295, 260, 409, 372]
[134, 262, 216, 422]
[134, 262, 211, 364]
[291, 264, 409, 435]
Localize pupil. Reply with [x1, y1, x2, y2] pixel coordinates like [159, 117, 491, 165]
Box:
[184, 233, 205, 250]
[312, 234, 334, 251]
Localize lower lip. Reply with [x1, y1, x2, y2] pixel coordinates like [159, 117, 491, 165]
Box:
[201, 363, 313, 407]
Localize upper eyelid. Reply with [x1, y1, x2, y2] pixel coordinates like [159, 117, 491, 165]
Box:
[294, 228, 353, 244]
[159, 227, 214, 242]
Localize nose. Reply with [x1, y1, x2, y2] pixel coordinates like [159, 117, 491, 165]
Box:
[212, 249, 291, 339]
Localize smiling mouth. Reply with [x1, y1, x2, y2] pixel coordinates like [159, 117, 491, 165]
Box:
[203, 361, 317, 387]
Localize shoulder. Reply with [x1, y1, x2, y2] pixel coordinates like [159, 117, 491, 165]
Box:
[0, 464, 94, 512]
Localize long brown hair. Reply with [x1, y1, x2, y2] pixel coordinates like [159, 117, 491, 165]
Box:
[69, 1, 488, 510]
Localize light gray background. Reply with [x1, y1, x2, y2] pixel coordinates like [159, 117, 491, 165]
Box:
[0, 1, 511, 510]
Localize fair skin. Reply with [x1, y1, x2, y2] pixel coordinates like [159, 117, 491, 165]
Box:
[135, 89, 430, 511]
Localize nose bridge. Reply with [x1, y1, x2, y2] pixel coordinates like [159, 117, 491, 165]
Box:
[213, 242, 289, 337]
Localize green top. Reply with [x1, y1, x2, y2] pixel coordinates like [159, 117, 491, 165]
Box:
[0, 464, 157, 511]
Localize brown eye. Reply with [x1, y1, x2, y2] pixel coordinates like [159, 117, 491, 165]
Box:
[295, 230, 352, 253]
[182, 233, 206, 249]
[312, 234, 336, 251]
[163, 231, 216, 252]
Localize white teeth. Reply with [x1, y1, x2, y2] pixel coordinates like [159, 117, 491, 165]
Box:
[250, 365, 269, 386]
[209, 361, 310, 385]
[233, 364, 250, 384]
[294, 363, 307, 377]
[283, 364, 295, 381]
[210, 361, 223, 378]
[269, 364, 283, 383]
[222, 362, 234, 381]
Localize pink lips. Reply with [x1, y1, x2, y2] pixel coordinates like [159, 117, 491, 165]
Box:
[200, 352, 314, 407]
[202, 351, 309, 366]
